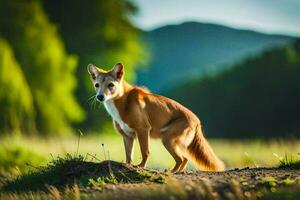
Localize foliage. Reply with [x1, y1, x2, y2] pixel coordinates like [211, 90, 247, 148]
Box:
[168, 39, 300, 137]
[0, 0, 147, 134]
[43, 0, 148, 131]
[0, 146, 46, 175]
[0, 38, 35, 133]
[0, 0, 84, 134]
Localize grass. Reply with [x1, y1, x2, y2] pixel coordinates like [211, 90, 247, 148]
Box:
[2, 154, 164, 192]
[0, 146, 46, 175]
[277, 154, 300, 169]
[1, 134, 300, 175]
[0, 186, 81, 200]
[1, 133, 300, 199]
[3, 173, 300, 200]
[259, 187, 300, 200]
[1, 153, 300, 199]
[0, 133, 300, 199]
[259, 177, 277, 188]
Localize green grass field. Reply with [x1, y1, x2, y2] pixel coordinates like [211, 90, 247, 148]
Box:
[1, 133, 300, 200]
[1, 132, 300, 175]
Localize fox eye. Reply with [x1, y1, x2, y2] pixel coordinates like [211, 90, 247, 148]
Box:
[108, 83, 114, 88]
[94, 83, 99, 88]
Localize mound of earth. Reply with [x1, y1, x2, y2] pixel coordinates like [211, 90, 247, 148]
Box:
[2, 155, 164, 192]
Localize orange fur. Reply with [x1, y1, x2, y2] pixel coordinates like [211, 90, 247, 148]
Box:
[187, 125, 225, 171]
[88, 63, 225, 172]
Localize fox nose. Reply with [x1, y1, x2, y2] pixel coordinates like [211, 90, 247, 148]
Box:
[96, 94, 105, 102]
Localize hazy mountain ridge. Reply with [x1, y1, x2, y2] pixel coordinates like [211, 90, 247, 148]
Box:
[137, 22, 296, 92]
[167, 40, 300, 137]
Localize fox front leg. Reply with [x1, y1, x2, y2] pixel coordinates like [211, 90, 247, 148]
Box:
[136, 128, 150, 168]
[114, 121, 134, 164]
[123, 135, 134, 164]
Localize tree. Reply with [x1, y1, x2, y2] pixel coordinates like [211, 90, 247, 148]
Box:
[0, 0, 84, 134]
[43, 0, 148, 130]
[169, 40, 300, 138]
[0, 38, 35, 133]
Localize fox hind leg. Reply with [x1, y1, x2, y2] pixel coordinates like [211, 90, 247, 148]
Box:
[161, 137, 183, 172]
[161, 119, 194, 172]
[178, 157, 188, 172]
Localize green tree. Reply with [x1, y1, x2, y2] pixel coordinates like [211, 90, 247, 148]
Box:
[0, 38, 35, 133]
[0, 0, 84, 134]
[43, 0, 148, 130]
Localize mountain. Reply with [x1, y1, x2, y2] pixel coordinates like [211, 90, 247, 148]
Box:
[136, 22, 296, 92]
[167, 40, 300, 138]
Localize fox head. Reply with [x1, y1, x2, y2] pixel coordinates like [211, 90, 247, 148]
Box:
[87, 63, 125, 102]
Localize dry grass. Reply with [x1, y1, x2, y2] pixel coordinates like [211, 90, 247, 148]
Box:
[2, 175, 300, 200]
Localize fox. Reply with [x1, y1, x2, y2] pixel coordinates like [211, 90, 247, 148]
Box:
[87, 63, 225, 172]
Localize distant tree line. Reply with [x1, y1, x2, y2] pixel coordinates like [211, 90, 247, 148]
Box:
[0, 0, 146, 135]
[168, 40, 300, 138]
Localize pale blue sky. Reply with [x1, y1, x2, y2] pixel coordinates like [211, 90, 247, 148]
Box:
[132, 0, 300, 36]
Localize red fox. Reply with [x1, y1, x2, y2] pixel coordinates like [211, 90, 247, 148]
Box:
[87, 63, 225, 172]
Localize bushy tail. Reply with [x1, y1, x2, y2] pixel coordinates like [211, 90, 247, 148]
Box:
[187, 126, 225, 171]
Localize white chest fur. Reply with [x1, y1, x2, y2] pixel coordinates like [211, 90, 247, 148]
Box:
[103, 100, 134, 136]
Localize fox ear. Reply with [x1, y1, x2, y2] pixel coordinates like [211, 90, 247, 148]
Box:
[111, 63, 124, 80]
[87, 64, 99, 80]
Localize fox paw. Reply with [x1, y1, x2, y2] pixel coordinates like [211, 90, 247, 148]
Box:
[133, 163, 146, 168]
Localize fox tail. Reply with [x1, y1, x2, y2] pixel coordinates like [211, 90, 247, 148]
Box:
[187, 126, 225, 171]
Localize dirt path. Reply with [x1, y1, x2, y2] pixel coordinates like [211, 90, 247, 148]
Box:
[83, 167, 300, 199]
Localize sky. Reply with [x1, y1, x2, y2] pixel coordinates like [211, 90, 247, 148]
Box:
[132, 0, 300, 36]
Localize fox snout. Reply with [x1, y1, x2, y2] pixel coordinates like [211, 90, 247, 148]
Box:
[96, 93, 105, 102]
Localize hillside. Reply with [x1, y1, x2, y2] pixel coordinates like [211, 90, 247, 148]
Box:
[137, 22, 295, 92]
[167, 40, 300, 138]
